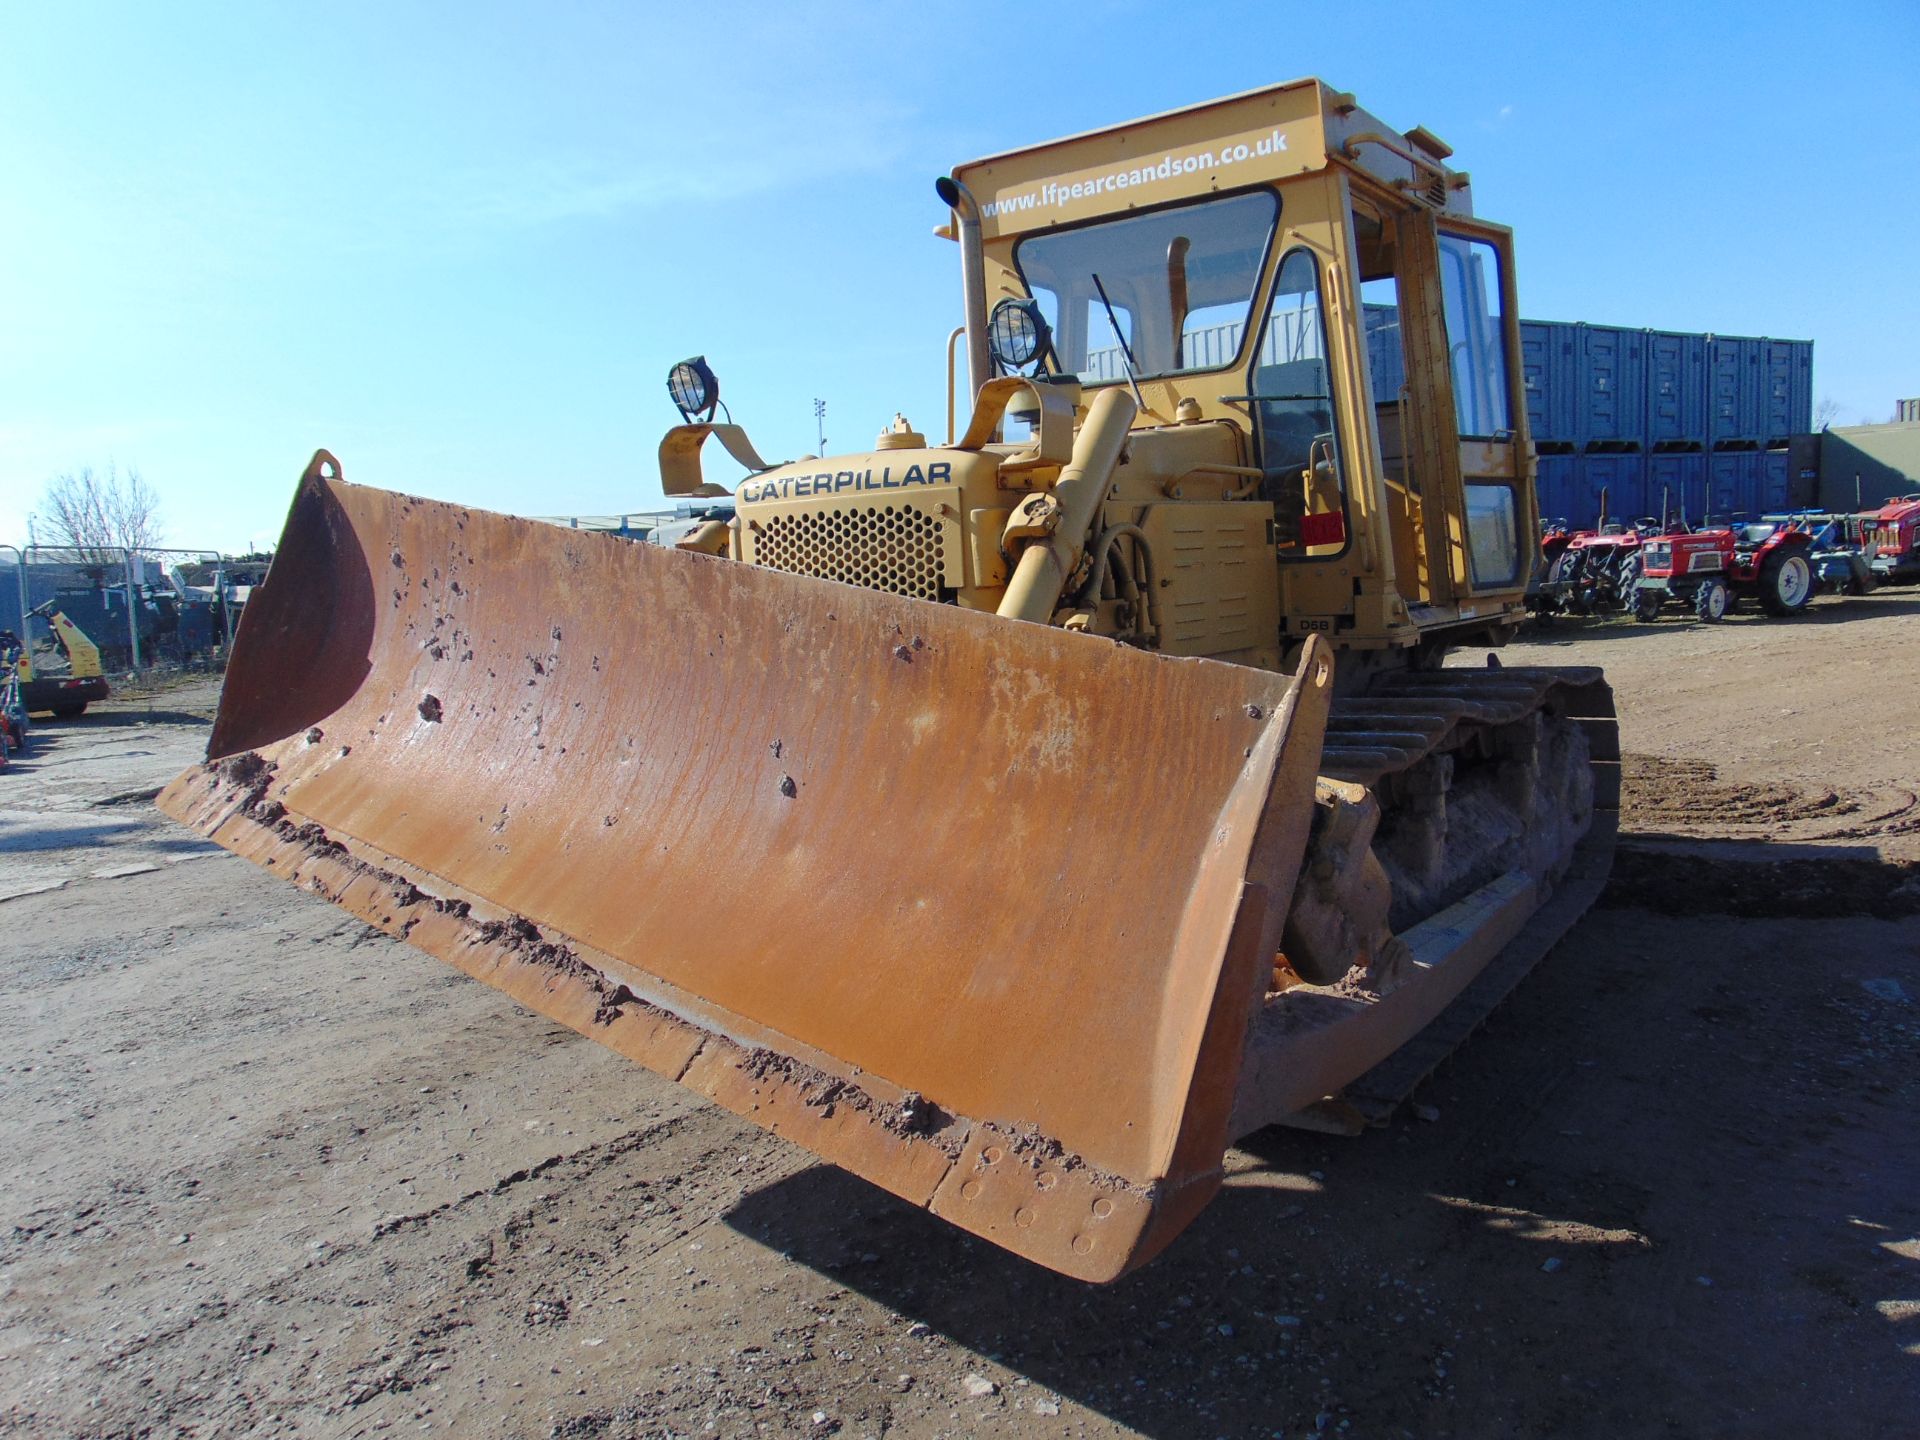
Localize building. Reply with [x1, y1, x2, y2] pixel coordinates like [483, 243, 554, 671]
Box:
[1815, 416, 1920, 511]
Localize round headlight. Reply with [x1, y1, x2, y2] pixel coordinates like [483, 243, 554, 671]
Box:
[988, 298, 1049, 372]
[667, 356, 719, 421]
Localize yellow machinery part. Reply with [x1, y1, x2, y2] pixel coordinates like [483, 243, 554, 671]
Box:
[48, 612, 104, 679]
[17, 610, 104, 684]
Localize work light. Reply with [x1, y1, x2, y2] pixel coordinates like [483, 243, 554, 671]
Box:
[988, 299, 1049, 373]
[667, 356, 720, 422]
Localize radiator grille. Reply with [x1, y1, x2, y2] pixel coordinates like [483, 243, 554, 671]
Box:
[753, 503, 950, 601]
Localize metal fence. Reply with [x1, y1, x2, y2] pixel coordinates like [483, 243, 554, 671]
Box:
[5, 545, 235, 674]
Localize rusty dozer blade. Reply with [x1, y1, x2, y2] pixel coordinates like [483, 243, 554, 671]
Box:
[161, 452, 1333, 1282]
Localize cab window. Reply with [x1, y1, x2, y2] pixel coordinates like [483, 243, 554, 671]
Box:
[1254, 249, 1347, 560]
[1464, 484, 1521, 586]
[1015, 191, 1278, 382]
[1438, 234, 1512, 439]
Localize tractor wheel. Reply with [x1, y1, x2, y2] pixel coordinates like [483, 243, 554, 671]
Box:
[49, 702, 88, 719]
[1613, 554, 1642, 611]
[1547, 550, 1582, 613]
[1634, 589, 1664, 623]
[1694, 579, 1729, 622]
[1757, 550, 1814, 616]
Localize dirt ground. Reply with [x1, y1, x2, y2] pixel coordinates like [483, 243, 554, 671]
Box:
[2, 592, 1917, 1439]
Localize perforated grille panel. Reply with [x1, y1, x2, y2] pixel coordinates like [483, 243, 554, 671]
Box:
[752, 503, 951, 601]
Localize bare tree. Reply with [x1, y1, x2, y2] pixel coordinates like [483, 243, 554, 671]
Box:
[1813, 396, 1844, 431]
[38, 464, 164, 561]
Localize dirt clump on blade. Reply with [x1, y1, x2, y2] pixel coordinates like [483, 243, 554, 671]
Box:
[467, 914, 651, 1027]
[216, 751, 277, 815]
[738, 1052, 965, 1156]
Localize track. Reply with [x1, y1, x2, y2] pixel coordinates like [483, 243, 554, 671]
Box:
[1234, 661, 1620, 1135]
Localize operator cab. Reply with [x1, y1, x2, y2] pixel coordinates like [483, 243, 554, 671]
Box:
[955, 79, 1532, 650]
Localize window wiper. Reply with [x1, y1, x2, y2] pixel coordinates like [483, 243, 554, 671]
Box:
[1166, 237, 1191, 369]
[1090, 272, 1147, 413]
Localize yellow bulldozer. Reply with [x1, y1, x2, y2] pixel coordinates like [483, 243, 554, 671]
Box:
[161, 80, 1616, 1282]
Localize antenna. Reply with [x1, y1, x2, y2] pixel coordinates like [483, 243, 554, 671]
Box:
[814, 398, 827, 456]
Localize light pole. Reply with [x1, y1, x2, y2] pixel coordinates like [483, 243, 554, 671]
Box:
[3, 545, 25, 639]
[21, 515, 36, 633]
[813, 399, 827, 457]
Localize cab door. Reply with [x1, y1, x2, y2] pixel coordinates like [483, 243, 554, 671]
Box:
[1435, 226, 1528, 598]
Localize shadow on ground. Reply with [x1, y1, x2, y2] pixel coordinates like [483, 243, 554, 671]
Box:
[27, 707, 214, 730]
[1606, 838, 1920, 917]
[726, 897, 1920, 1437]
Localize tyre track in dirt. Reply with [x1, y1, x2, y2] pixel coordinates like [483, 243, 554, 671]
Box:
[55, 1113, 805, 1438]
[1621, 753, 1920, 847]
[0, 848, 797, 1438]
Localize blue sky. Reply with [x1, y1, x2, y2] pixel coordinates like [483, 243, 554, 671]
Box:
[3, 1, 1915, 551]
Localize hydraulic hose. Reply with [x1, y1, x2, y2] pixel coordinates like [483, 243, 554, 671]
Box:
[1078, 523, 1162, 646]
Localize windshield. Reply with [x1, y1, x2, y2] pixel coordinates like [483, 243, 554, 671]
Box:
[1014, 191, 1278, 384]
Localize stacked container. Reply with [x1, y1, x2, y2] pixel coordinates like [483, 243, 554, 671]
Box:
[1535, 454, 1581, 527]
[1646, 452, 1707, 525]
[1521, 323, 1581, 455]
[1357, 312, 1809, 525]
[1761, 340, 1813, 449]
[1646, 332, 1707, 449]
[1514, 319, 1812, 526]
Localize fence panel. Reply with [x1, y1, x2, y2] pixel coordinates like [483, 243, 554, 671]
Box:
[9, 546, 231, 674]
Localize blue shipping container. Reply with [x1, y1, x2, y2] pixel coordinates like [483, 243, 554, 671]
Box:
[1742, 451, 1773, 516]
[1520, 320, 1580, 445]
[1647, 452, 1706, 524]
[1707, 336, 1766, 447]
[1761, 340, 1813, 446]
[1759, 450, 1792, 511]
[1580, 452, 1648, 523]
[1369, 313, 1803, 455]
[1535, 453, 1580, 525]
[1645, 331, 1706, 447]
[1706, 453, 1738, 518]
[1706, 452, 1767, 519]
[1578, 325, 1647, 448]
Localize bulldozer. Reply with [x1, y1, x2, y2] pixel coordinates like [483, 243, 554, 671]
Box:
[160, 80, 1617, 1283]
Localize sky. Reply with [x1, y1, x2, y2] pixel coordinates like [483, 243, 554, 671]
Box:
[2, 0, 1916, 553]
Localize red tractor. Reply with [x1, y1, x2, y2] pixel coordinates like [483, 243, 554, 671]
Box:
[1633, 520, 1816, 622]
[1865, 494, 1920, 585]
[1530, 517, 1664, 618]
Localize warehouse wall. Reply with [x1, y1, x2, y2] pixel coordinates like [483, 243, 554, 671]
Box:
[1818, 423, 1920, 510]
